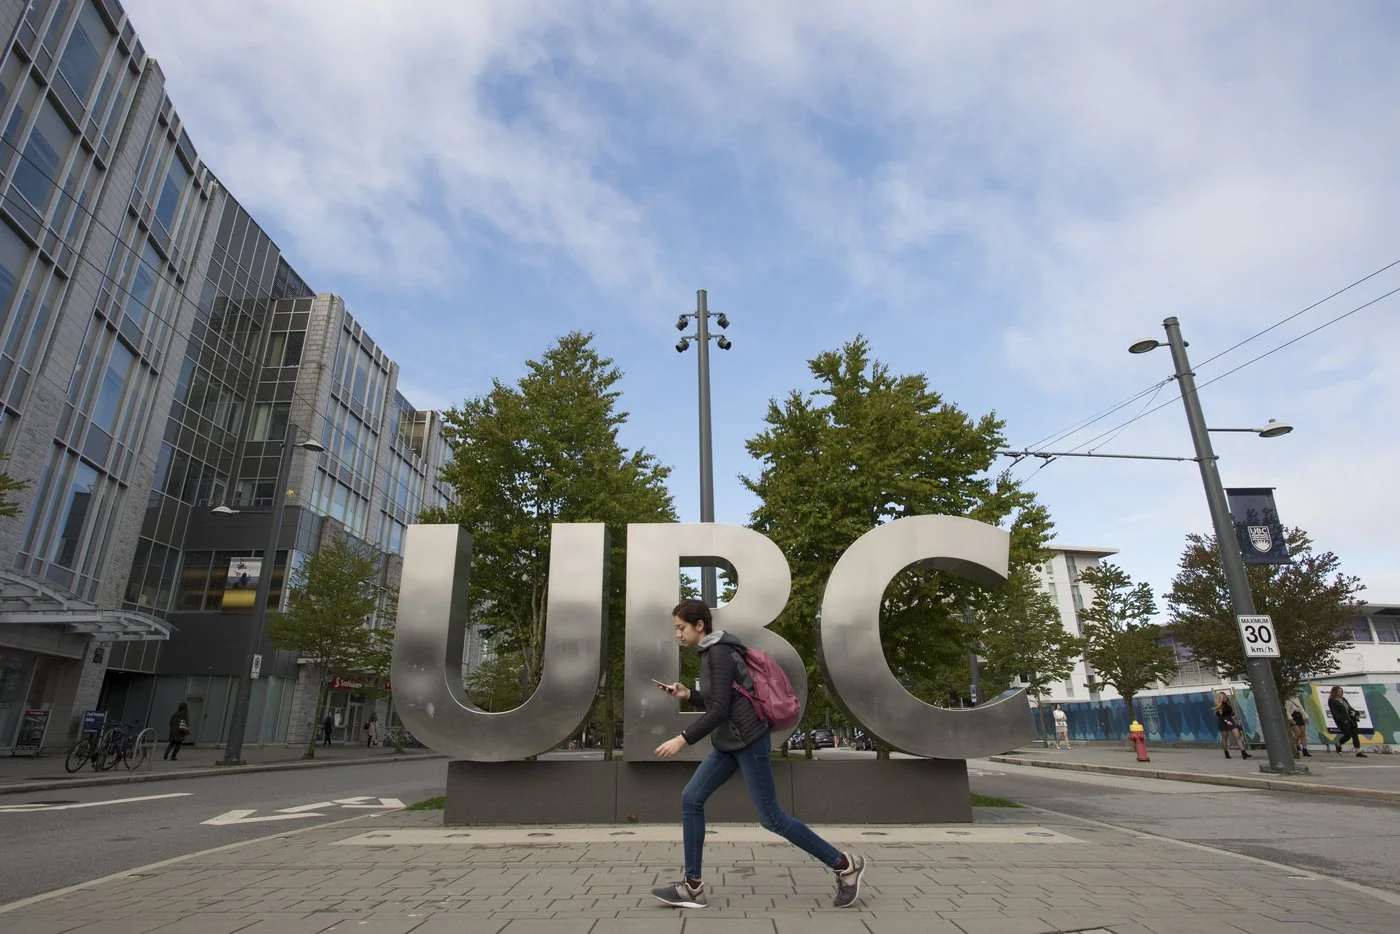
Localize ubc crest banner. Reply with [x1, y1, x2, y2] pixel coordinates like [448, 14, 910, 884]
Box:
[1225, 487, 1292, 566]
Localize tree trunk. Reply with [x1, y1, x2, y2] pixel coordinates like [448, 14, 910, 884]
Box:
[304, 672, 328, 760]
[602, 689, 617, 762]
[1038, 700, 1052, 747]
[1123, 693, 1136, 747]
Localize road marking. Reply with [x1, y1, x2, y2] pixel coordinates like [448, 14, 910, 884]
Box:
[0, 792, 192, 813]
[335, 796, 405, 809]
[278, 801, 336, 813]
[202, 808, 324, 826]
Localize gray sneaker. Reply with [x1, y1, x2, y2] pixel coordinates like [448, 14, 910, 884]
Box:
[651, 880, 707, 908]
[833, 852, 866, 908]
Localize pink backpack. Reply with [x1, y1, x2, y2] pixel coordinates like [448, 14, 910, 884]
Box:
[732, 647, 801, 730]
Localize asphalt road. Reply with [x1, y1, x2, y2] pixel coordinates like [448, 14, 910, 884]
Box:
[967, 758, 1400, 895]
[0, 757, 447, 904]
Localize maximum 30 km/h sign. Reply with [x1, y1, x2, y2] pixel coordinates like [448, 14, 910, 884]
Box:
[1237, 614, 1281, 658]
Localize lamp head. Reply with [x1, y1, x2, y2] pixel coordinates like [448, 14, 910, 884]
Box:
[675, 316, 688, 331]
[1257, 419, 1293, 439]
[299, 438, 326, 453]
[716, 313, 730, 329]
[716, 336, 732, 350]
[1128, 339, 1163, 354]
[675, 338, 689, 353]
[211, 504, 238, 516]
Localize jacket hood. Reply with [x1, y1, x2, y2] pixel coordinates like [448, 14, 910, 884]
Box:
[698, 629, 745, 651]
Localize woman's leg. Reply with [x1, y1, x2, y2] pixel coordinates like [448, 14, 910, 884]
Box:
[735, 735, 842, 868]
[680, 748, 739, 881]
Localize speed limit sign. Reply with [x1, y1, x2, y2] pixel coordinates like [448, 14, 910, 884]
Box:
[1237, 615, 1281, 658]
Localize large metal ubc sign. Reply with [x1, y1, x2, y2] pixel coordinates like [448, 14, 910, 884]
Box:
[390, 515, 1032, 762]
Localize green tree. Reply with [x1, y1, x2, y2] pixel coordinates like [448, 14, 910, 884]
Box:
[423, 332, 676, 760]
[266, 533, 380, 758]
[357, 586, 399, 749]
[975, 569, 1085, 744]
[1165, 528, 1364, 701]
[1077, 562, 1178, 729]
[464, 649, 530, 712]
[0, 461, 27, 518]
[743, 337, 1054, 758]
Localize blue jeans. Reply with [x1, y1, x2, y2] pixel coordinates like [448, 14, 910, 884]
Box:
[681, 733, 842, 879]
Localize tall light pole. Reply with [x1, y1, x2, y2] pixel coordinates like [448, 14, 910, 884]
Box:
[212, 424, 324, 765]
[1130, 316, 1301, 774]
[675, 289, 731, 606]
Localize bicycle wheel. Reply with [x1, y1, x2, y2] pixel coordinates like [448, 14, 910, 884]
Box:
[128, 728, 156, 769]
[65, 737, 94, 773]
[94, 731, 122, 771]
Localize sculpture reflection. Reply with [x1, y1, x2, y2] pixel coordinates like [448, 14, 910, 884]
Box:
[390, 523, 608, 762]
[817, 514, 1032, 759]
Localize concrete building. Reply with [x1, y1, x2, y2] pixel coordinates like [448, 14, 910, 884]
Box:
[0, 0, 451, 754]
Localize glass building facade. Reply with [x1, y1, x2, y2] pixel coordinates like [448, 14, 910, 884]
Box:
[0, 1, 451, 752]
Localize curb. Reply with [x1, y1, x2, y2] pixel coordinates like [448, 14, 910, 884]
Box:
[0, 751, 445, 796]
[988, 755, 1400, 804]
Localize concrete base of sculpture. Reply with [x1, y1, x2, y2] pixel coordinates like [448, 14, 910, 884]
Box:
[442, 757, 971, 825]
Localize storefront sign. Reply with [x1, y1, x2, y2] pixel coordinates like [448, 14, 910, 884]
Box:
[81, 710, 106, 735]
[13, 709, 50, 755]
[331, 676, 364, 690]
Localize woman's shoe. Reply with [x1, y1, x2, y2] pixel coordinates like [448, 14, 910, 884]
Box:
[1301, 748, 1312, 757]
[1223, 749, 1231, 759]
[1357, 751, 1368, 758]
[1241, 750, 1251, 759]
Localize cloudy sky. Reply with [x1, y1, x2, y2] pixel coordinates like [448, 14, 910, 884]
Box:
[126, 1, 1400, 607]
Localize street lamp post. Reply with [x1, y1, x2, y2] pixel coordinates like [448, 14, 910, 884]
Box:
[1132, 316, 1301, 774]
[675, 289, 732, 606]
[213, 424, 324, 765]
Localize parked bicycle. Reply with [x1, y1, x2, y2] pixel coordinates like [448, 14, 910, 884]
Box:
[63, 721, 157, 772]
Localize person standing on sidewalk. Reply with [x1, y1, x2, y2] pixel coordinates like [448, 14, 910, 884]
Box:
[164, 702, 190, 760]
[651, 599, 868, 910]
[322, 710, 335, 747]
[1285, 694, 1312, 758]
[1052, 704, 1071, 749]
[1213, 691, 1250, 760]
[1327, 686, 1367, 758]
[365, 711, 379, 747]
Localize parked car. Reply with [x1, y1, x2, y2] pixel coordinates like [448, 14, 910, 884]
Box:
[809, 728, 835, 748]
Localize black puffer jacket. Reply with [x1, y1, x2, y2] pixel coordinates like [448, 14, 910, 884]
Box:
[681, 631, 769, 752]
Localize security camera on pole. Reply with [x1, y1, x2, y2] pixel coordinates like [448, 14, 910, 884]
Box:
[674, 290, 731, 607]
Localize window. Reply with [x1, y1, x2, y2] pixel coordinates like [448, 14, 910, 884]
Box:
[1375, 617, 1400, 644]
[57, 1, 107, 103]
[51, 460, 98, 569]
[12, 101, 74, 212]
[250, 402, 289, 441]
[90, 342, 132, 432]
[124, 240, 160, 326]
[154, 159, 188, 232]
[1351, 618, 1374, 643]
[0, 222, 29, 317]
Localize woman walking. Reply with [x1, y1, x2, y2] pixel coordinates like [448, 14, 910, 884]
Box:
[1327, 686, 1367, 758]
[365, 711, 380, 747]
[651, 599, 868, 910]
[1213, 691, 1250, 760]
[1284, 694, 1312, 758]
[164, 702, 190, 761]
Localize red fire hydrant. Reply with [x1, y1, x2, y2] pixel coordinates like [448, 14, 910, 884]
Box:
[1129, 720, 1150, 762]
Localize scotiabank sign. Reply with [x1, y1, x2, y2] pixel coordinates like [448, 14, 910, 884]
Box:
[331, 676, 364, 690]
[391, 516, 1032, 763]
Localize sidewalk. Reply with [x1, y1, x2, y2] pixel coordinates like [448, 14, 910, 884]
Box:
[991, 742, 1400, 803]
[1, 805, 1395, 933]
[0, 741, 441, 795]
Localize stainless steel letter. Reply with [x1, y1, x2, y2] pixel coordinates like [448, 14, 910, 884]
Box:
[624, 523, 805, 759]
[391, 523, 608, 761]
[818, 515, 1032, 758]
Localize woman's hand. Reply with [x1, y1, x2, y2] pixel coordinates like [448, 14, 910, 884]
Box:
[655, 735, 688, 758]
[658, 682, 690, 701]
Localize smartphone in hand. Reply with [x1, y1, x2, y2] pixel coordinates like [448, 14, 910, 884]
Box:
[651, 679, 671, 690]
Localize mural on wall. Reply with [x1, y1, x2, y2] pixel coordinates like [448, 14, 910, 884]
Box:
[1033, 682, 1400, 747]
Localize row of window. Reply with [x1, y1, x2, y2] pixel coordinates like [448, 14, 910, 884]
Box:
[1353, 617, 1400, 644]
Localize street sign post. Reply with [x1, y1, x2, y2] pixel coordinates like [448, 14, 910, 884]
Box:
[1237, 615, 1281, 658]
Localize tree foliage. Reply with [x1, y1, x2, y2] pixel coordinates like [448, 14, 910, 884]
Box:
[0, 463, 27, 518]
[424, 332, 676, 759]
[1166, 528, 1364, 699]
[464, 649, 530, 712]
[742, 337, 1054, 757]
[975, 569, 1084, 740]
[266, 532, 381, 758]
[1077, 562, 1178, 726]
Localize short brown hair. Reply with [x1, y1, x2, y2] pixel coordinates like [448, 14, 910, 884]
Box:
[672, 598, 712, 634]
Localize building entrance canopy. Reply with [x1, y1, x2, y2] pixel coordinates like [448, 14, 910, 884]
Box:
[0, 569, 172, 642]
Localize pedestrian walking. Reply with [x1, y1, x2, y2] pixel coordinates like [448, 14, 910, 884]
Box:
[1213, 691, 1250, 760]
[322, 710, 335, 747]
[651, 599, 867, 910]
[164, 702, 190, 760]
[1327, 686, 1367, 758]
[365, 711, 379, 747]
[1052, 704, 1071, 749]
[1285, 694, 1312, 758]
